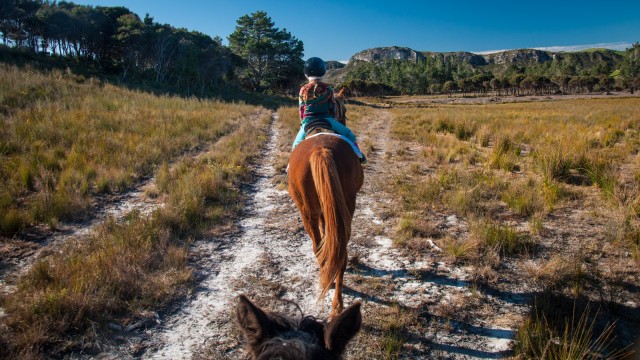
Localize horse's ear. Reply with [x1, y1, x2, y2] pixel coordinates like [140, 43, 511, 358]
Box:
[324, 302, 362, 354]
[237, 295, 270, 345]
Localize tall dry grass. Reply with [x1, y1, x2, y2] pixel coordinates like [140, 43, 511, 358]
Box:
[387, 97, 640, 356]
[390, 98, 640, 252]
[0, 64, 258, 235]
[0, 63, 270, 357]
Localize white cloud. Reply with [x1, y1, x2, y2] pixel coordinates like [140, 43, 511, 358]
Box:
[474, 49, 510, 55]
[473, 42, 632, 54]
[533, 42, 631, 52]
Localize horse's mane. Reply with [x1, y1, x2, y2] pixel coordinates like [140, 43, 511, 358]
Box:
[334, 87, 347, 126]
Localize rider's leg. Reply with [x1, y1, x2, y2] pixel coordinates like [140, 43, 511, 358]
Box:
[327, 118, 356, 144]
[291, 125, 306, 150]
[327, 118, 366, 163]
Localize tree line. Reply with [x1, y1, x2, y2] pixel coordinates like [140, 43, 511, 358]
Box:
[342, 44, 640, 97]
[1, 1, 638, 98]
[0, 1, 304, 96]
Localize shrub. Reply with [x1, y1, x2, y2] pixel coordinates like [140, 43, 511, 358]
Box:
[0, 208, 29, 236]
[515, 295, 627, 360]
[534, 147, 573, 182]
[471, 219, 534, 257]
[501, 179, 544, 217]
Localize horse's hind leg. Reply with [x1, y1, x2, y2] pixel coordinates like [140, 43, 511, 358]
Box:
[300, 211, 323, 256]
[330, 260, 347, 319]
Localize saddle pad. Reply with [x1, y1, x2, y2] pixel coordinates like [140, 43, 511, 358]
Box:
[306, 132, 364, 159]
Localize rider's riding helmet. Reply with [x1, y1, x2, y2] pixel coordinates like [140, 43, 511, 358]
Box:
[304, 57, 326, 78]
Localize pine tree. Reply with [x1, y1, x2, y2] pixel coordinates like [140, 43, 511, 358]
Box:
[228, 11, 304, 92]
[620, 42, 640, 93]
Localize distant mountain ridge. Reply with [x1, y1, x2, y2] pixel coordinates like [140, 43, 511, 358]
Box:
[325, 46, 625, 84]
[346, 45, 623, 66]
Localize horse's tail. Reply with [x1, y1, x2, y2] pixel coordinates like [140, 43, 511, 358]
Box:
[309, 148, 350, 299]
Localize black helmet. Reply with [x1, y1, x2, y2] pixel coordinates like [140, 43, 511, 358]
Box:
[304, 57, 326, 77]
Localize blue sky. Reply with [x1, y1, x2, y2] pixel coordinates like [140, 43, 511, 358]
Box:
[74, 0, 639, 62]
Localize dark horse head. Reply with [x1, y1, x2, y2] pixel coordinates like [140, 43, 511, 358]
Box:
[236, 295, 362, 360]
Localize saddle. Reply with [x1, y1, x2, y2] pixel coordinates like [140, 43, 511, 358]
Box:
[306, 127, 335, 137]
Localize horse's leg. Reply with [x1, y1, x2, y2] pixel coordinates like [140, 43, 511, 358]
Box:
[330, 259, 347, 319]
[301, 211, 323, 256]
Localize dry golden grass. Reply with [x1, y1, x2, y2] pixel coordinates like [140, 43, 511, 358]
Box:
[515, 293, 629, 360]
[0, 64, 259, 235]
[0, 64, 270, 357]
[389, 98, 640, 252]
[385, 97, 640, 357]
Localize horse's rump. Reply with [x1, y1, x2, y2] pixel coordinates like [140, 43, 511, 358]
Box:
[288, 135, 363, 312]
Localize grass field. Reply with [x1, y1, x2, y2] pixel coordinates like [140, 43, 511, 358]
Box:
[0, 64, 270, 358]
[2, 62, 639, 358]
[386, 97, 640, 357]
[0, 64, 261, 235]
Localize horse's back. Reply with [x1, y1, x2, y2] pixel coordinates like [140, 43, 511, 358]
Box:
[290, 136, 361, 182]
[290, 135, 355, 167]
[289, 135, 363, 205]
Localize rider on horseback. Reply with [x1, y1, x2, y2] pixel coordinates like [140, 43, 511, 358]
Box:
[292, 57, 366, 163]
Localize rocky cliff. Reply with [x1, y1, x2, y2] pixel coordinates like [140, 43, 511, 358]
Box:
[422, 51, 487, 66]
[324, 46, 625, 85]
[350, 46, 426, 63]
[325, 60, 346, 70]
[346, 46, 622, 67]
[483, 49, 552, 65]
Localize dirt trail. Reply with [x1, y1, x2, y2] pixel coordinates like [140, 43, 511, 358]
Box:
[0, 117, 253, 302]
[5, 103, 636, 358]
[138, 112, 325, 359]
[98, 108, 527, 359]
[345, 109, 526, 358]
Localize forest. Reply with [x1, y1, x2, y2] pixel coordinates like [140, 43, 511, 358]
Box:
[341, 45, 640, 96]
[1, 0, 639, 98]
[0, 1, 304, 97]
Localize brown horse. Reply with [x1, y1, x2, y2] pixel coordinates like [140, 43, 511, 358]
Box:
[288, 133, 363, 318]
[237, 295, 361, 360]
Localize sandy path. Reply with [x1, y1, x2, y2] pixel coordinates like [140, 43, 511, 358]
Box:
[0, 179, 162, 322]
[101, 108, 528, 359]
[141, 112, 325, 359]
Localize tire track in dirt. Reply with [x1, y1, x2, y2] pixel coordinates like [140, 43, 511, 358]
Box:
[0, 182, 160, 293]
[344, 109, 527, 359]
[0, 114, 251, 326]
